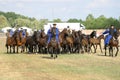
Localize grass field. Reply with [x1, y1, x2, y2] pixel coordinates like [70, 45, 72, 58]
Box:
[0, 37, 120, 80]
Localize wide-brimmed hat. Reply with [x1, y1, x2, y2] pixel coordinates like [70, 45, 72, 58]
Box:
[53, 23, 57, 26]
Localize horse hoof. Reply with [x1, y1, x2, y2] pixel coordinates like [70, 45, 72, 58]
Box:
[51, 55, 53, 57]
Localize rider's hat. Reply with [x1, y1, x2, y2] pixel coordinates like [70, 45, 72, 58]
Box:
[53, 23, 57, 26]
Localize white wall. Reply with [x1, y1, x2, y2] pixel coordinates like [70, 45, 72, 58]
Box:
[44, 23, 85, 34]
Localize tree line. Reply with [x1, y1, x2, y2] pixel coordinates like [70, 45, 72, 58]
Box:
[0, 11, 120, 29]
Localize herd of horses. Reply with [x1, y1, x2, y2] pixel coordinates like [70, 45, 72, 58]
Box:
[5, 28, 120, 59]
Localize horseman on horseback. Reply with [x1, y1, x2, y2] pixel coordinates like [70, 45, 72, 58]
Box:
[46, 23, 60, 48]
[102, 25, 116, 47]
[9, 29, 14, 37]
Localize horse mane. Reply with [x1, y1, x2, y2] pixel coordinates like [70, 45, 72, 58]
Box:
[90, 31, 96, 38]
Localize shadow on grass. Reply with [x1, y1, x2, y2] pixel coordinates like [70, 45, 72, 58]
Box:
[97, 54, 113, 57]
[41, 56, 54, 59]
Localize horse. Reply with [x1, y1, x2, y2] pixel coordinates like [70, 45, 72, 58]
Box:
[37, 30, 47, 53]
[89, 34, 104, 53]
[47, 27, 59, 59]
[104, 29, 120, 57]
[59, 28, 74, 53]
[5, 30, 16, 53]
[72, 30, 81, 53]
[17, 30, 28, 53]
[59, 28, 68, 53]
[81, 30, 97, 53]
[25, 31, 39, 53]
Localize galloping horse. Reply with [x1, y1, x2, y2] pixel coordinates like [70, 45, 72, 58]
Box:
[25, 31, 39, 53]
[12, 30, 27, 53]
[81, 30, 97, 53]
[6, 30, 16, 53]
[59, 28, 74, 53]
[48, 27, 59, 59]
[104, 29, 120, 57]
[89, 34, 104, 53]
[72, 30, 81, 53]
[38, 30, 47, 53]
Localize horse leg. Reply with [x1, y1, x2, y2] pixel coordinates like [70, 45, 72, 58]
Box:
[89, 44, 92, 53]
[17, 46, 19, 53]
[10, 46, 12, 53]
[13, 46, 15, 53]
[6, 45, 9, 53]
[93, 44, 96, 53]
[109, 46, 112, 56]
[115, 46, 119, 57]
[99, 43, 103, 53]
[111, 47, 113, 57]
[105, 45, 107, 56]
[38, 45, 40, 53]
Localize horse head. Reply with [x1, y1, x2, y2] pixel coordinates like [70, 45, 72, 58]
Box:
[40, 29, 46, 38]
[90, 30, 96, 38]
[33, 31, 40, 42]
[113, 29, 120, 39]
[51, 27, 57, 37]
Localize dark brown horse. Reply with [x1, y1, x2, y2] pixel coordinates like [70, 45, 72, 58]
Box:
[72, 30, 81, 53]
[104, 29, 120, 57]
[89, 34, 104, 53]
[25, 31, 39, 53]
[37, 30, 47, 53]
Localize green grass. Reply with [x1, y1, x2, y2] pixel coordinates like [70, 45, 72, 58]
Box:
[0, 38, 120, 80]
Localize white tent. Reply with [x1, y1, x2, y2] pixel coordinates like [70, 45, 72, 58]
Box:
[1, 27, 12, 33]
[19, 26, 33, 35]
[44, 23, 86, 34]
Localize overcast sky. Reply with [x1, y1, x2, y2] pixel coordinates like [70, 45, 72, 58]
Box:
[0, 0, 119, 21]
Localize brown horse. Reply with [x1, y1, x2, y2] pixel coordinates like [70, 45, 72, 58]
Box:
[6, 31, 16, 53]
[89, 34, 104, 53]
[12, 30, 28, 53]
[81, 30, 97, 53]
[38, 30, 47, 53]
[105, 29, 120, 57]
[72, 30, 81, 53]
[18, 30, 28, 53]
[59, 28, 74, 53]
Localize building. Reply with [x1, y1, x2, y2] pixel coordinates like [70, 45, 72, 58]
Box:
[44, 23, 85, 34]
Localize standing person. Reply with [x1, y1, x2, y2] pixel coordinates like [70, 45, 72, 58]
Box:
[46, 23, 60, 48]
[102, 25, 116, 47]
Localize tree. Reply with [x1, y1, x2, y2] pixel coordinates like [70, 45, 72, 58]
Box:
[84, 14, 95, 29]
[39, 19, 48, 29]
[14, 18, 31, 28]
[67, 18, 79, 23]
[0, 15, 9, 29]
[53, 18, 62, 23]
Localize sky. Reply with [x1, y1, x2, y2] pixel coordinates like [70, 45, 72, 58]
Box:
[0, 0, 120, 21]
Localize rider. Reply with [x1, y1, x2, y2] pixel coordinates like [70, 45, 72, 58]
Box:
[102, 25, 116, 47]
[20, 28, 26, 38]
[46, 23, 60, 48]
[9, 29, 14, 37]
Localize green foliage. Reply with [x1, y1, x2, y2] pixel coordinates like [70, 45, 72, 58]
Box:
[0, 15, 9, 29]
[39, 19, 48, 29]
[15, 18, 31, 28]
[67, 18, 80, 23]
[53, 18, 62, 23]
[0, 11, 120, 29]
